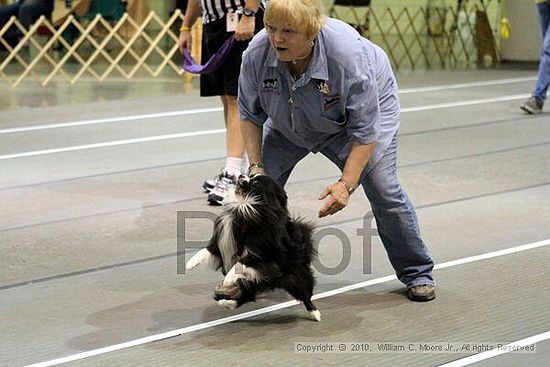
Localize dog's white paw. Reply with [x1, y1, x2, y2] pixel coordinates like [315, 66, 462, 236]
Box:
[185, 257, 201, 271]
[217, 299, 238, 309]
[222, 263, 245, 286]
[308, 310, 321, 322]
[186, 249, 210, 271]
[222, 271, 243, 286]
[222, 263, 260, 286]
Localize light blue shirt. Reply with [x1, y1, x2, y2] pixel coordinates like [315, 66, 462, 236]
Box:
[238, 18, 400, 166]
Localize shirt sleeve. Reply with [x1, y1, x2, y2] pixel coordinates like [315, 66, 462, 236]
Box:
[238, 47, 268, 126]
[344, 57, 381, 145]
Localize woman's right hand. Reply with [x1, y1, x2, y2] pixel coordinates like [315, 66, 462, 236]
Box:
[318, 181, 351, 218]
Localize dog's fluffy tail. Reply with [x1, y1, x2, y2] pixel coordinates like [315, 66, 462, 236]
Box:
[287, 217, 316, 261]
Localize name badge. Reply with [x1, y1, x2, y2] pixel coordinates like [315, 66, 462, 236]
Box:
[226, 12, 239, 32]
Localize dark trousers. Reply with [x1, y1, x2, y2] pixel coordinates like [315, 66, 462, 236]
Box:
[0, 0, 54, 47]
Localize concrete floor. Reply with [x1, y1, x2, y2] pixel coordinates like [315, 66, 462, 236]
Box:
[0, 67, 549, 367]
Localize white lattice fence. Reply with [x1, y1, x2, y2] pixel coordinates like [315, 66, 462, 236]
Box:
[0, 9, 200, 87]
[1, 2, 502, 88]
[329, 0, 501, 70]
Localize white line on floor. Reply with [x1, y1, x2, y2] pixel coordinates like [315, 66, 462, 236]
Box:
[0, 129, 226, 161]
[401, 94, 529, 112]
[399, 76, 535, 94]
[24, 238, 550, 367]
[0, 76, 535, 135]
[0, 93, 531, 161]
[0, 107, 224, 135]
[437, 331, 550, 367]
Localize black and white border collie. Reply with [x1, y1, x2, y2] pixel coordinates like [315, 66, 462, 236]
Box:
[186, 174, 320, 321]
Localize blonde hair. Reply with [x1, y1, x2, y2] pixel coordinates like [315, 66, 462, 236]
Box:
[264, 0, 326, 40]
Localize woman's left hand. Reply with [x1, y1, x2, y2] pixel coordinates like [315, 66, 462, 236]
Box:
[318, 181, 350, 218]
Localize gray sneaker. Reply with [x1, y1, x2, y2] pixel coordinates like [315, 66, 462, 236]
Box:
[407, 284, 436, 302]
[202, 170, 224, 193]
[207, 172, 237, 206]
[520, 96, 543, 115]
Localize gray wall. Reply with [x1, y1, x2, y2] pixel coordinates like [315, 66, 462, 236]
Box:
[501, 0, 542, 61]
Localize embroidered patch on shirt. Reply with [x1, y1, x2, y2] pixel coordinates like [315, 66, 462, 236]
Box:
[323, 94, 341, 111]
[316, 80, 331, 95]
[262, 78, 280, 95]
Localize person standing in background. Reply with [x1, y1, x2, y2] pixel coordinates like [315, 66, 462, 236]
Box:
[178, 0, 263, 205]
[520, 0, 550, 114]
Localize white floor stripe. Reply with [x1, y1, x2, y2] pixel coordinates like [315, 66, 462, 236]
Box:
[0, 77, 535, 135]
[0, 107, 223, 135]
[437, 331, 550, 367]
[0, 129, 226, 161]
[399, 76, 535, 94]
[401, 94, 529, 112]
[433, 238, 550, 270]
[0, 93, 531, 161]
[24, 238, 550, 367]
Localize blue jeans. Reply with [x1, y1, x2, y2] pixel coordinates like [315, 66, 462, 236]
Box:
[534, 1, 550, 101]
[262, 127, 435, 287]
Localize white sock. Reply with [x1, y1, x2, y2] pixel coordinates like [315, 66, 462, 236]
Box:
[224, 157, 242, 177]
[241, 152, 249, 174]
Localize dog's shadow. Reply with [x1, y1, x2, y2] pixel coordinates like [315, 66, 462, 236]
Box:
[65, 282, 408, 354]
[148, 287, 405, 353]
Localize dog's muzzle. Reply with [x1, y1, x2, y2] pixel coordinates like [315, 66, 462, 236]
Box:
[236, 175, 250, 195]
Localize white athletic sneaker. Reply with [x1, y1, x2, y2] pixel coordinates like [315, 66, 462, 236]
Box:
[202, 170, 224, 193]
[207, 171, 237, 206]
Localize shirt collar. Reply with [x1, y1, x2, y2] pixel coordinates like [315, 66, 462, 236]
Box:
[265, 46, 278, 69]
[309, 32, 329, 81]
[264, 31, 329, 82]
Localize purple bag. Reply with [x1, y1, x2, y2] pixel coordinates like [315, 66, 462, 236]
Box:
[182, 35, 237, 74]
